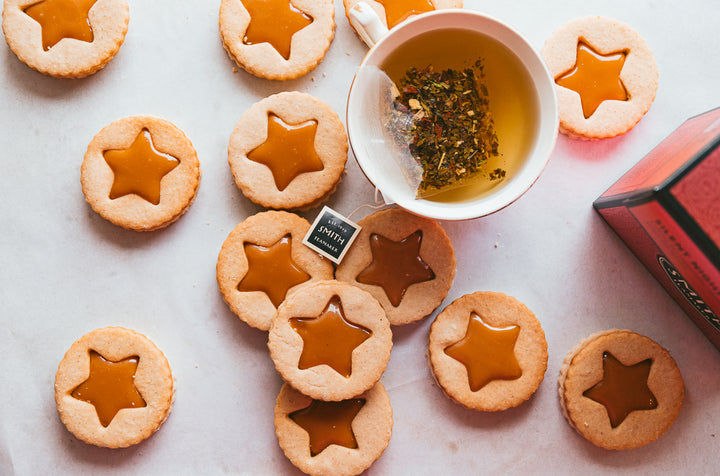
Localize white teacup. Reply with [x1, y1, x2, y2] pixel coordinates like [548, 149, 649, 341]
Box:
[346, 6, 558, 220]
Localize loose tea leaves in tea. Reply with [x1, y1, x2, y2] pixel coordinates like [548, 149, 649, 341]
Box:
[384, 61, 502, 198]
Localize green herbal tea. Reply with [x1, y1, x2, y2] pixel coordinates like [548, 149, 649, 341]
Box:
[380, 28, 539, 202]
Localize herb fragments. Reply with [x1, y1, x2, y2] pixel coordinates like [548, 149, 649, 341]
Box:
[385, 61, 501, 198]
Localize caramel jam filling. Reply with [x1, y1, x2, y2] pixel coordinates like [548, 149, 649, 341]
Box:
[290, 295, 372, 378]
[237, 234, 311, 308]
[24, 0, 98, 51]
[444, 313, 522, 391]
[241, 0, 313, 60]
[555, 41, 629, 119]
[377, 0, 435, 29]
[289, 398, 366, 456]
[247, 114, 324, 191]
[103, 128, 180, 206]
[71, 351, 146, 427]
[356, 230, 435, 307]
[583, 351, 658, 428]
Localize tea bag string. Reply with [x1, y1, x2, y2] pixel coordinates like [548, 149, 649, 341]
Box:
[347, 188, 388, 220]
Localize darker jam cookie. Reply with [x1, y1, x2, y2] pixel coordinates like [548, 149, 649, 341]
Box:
[2, 0, 129, 78]
[428, 292, 547, 411]
[81, 116, 201, 231]
[335, 207, 455, 325]
[267, 280, 392, 401]
[274, 382, 392, 476]
[219, 0, 335, 80]
[559, 329, 684, 450]
[228, 92, 348, 210]
[216, 211, 334, 331]
[55, 327, 174, 448]
[541, 16, 658, 139]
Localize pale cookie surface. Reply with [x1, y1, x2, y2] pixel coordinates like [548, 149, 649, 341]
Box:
[55, 327, 174, 448]
[228, 91, 348, 210]
[2, 0, 129, 78]
[335, 207, 455, 325]
[81, 116, 201, 231]
[268, 280, 392, 401]
[216, 211, 334, 331]
[274, 382, 392, 476]
[343, 0, 462, 35]
[558, 329, 684, 450]
[541, 16, 658, 139]
[219, 0, 335, 80]
[428, 291, 547, 411]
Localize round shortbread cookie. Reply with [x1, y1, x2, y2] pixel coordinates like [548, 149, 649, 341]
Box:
[228, 92, 348, 210]
[541, 16, 658, 139]
[55, 327, 174, 448]
[81, 116, 201, 231]
[219, 0, 335, 80]
[216, 211, 334, 331]
[343, 0, 462, 36]
[2, 0, 129, 78]
[335, 207, 455, 326]
[274, 382, 392, 476]
[268, 280, 392, 401]
[428, 292, 547, 412]
[558, 329, 684, 450]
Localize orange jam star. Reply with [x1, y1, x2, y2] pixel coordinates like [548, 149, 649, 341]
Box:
[23, 0, 99, 51]
[70, 351, 146, 427]
[555, 41, 629, 119]
[290, 295, 372, 377]
[103, 128, 180, 206]
[241, 0, 313, 60]
[247, 114, 323, 191]
[289, 398, 366, 456]
[377, 0, 435, 29]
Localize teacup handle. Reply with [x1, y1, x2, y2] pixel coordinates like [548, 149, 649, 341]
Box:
[349, 1, 389, 48]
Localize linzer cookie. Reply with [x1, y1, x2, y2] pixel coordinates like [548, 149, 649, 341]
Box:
[541, 16, 658, 139]
[559, 329, 684, 450]
[81, 116, 201, 231]
[228, 92, 348, 210]
[274, 382, 392, 476]
[55, 327, 173, 448]
[2, 0, 129, 78]
[335, 207, 455, 325]
[343, 0, 462, 34]
[219, 0, 335, 80]
[428, 292, 547, 411]
[267, 280, 392, 401]
[217, 211, 334, 331]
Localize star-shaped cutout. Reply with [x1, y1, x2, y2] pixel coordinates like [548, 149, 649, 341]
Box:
[241, 0, 313, 60]
[290, 295, 372, 378]
[555, 41, 629, 119]
[237, 234, 310, 308]
[103, 128, 180, 206]
[247, 114, 324, 191]
[583, 351, 658, 428]
[377, 0, 435, 29]
[356, 230, 435, 307]
[444, 313, 522, 392]
[23, 0, 98, 51]
[70, 351, 146, 427]
[289, 397, 366, 456]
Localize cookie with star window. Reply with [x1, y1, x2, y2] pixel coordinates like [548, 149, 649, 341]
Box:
[228, 92, 348, 210]
[342, 0, 462, 36]
[559, 329, 684, 450]
[428, 291, 547, 412]
[267, 280, 392, 401]
[335, 207, 455, 325]
[54, 327, 174, 448]
[219, 0, 334, 80]
[541, 16, 658, 139]
[81, 116, 201, 231]
[2, 0, 129, 78]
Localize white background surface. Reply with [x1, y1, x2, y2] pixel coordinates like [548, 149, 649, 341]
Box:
[2, 0, 720, 474]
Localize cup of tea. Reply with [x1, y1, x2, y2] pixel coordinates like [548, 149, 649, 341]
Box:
[346, 5, 558, 220]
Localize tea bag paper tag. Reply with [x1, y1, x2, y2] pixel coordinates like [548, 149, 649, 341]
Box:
[303, 206, 361, 264]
